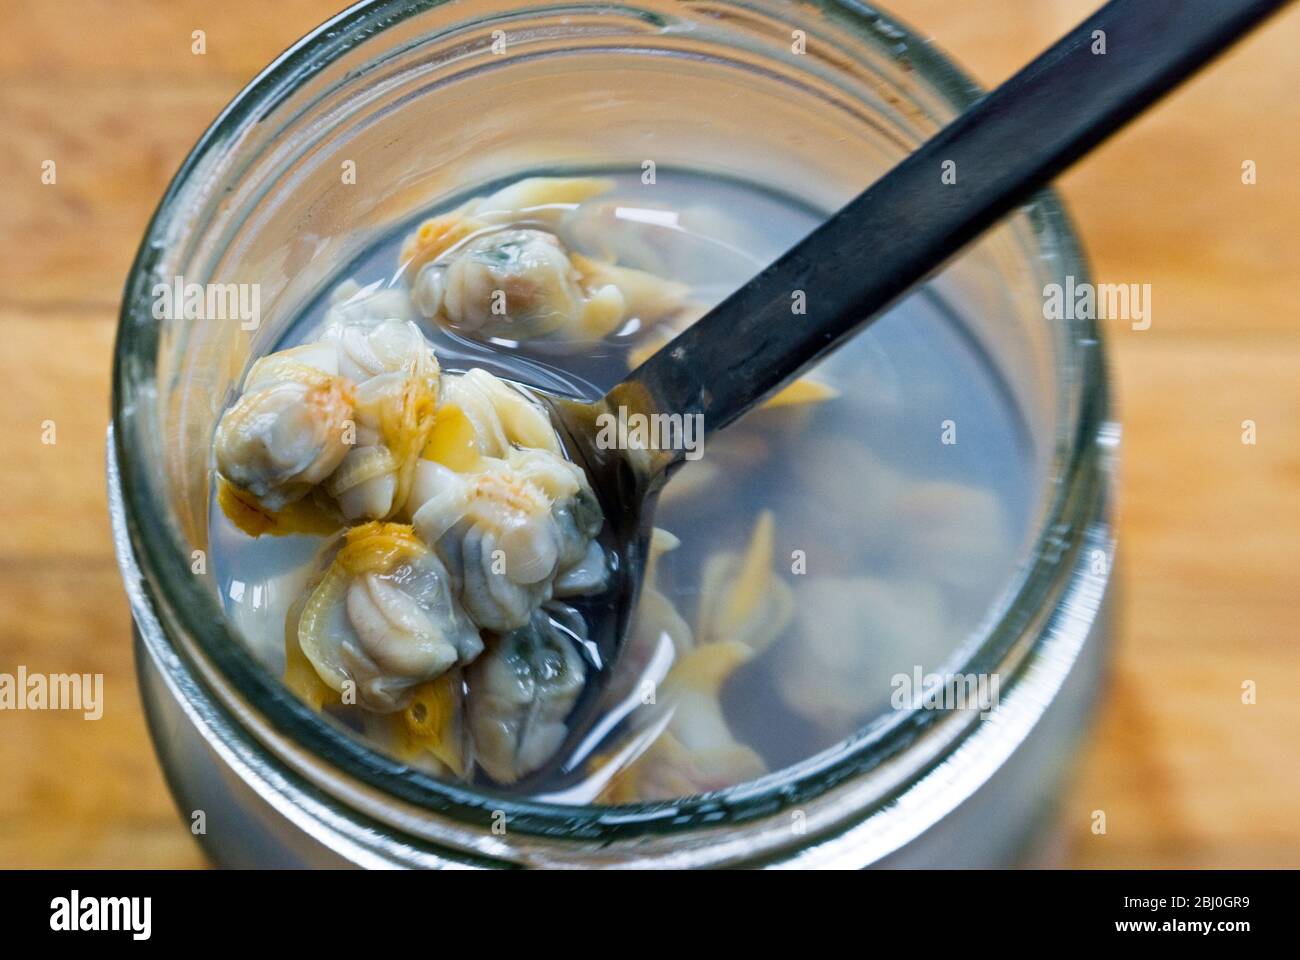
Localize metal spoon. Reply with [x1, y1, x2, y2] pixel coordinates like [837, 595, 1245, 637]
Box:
[536, 0, 1289, 781]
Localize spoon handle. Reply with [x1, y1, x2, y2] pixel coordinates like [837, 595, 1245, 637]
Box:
[614, 0, 1288, 464]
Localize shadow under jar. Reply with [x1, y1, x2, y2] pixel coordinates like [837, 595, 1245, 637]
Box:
[110, 0, 1116, 868]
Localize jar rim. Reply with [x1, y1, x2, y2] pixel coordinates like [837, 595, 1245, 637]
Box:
[112, 0, 1108, 851]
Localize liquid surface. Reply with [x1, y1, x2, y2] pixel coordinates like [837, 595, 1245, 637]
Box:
[210, 169, 1036, 803]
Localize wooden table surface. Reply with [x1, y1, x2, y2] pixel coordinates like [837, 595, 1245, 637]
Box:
[1, 0, 1296, 869]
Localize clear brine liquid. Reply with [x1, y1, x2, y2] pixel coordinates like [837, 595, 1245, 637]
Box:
[210, 168, 1036, 801]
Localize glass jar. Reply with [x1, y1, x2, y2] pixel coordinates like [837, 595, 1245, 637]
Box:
[110, 0, 1115, 868]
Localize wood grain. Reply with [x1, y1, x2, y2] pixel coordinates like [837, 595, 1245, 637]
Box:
[0, 0, 1295, 868]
